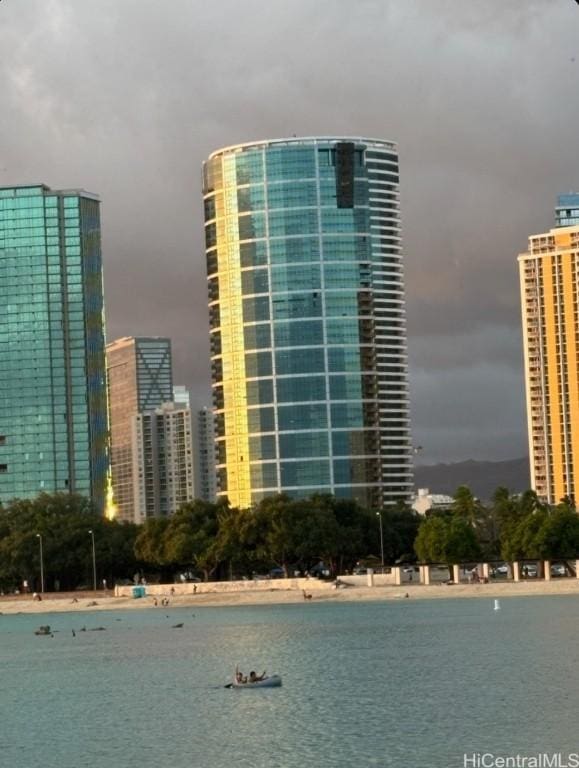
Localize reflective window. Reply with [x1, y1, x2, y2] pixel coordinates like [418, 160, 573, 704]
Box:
[332, 429, 379, 457]
[280, 460, 330, 487]
[246, 379, 274, 406]
[249, 434, 277, 460]
[331, 402, 365, 428]
[243, 323, 271, 350]
[247, 407, 275, 433]
[269, 237, 320, 264]
[273, 320, 323, 348]
[276, 376, 326, 403]
[243, 296, 270, 322]
[271, 264, 321, 292]
[267, 181, 317, 209]
[279, 431, 329, 459]
[242, 269, 269, 295]
[250, 462, 278, 488]
[326, 319, 361, 345]
[276, 348, 325, 375]
[245, 351, 272, 377]
[278, 403, 327, 431]
[240, 240, 268, 268]
[272, 292, 322, 320]
[268, 208, 319, 237]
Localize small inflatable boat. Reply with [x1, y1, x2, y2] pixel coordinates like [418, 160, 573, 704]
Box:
[231, 675, 282, 689]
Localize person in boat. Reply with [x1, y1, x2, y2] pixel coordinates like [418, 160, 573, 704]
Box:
[249, 670, 266, 683]
[235, 670, 247, 684]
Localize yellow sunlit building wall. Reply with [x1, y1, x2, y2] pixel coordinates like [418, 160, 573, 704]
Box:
[519, 226, 579, 506]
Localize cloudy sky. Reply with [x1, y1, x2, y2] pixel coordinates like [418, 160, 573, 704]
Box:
[0, 0, 575, 464]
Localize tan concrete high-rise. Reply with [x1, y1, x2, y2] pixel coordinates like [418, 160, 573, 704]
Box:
[106, 337, 173, 521]
[519, 226, 579, 506]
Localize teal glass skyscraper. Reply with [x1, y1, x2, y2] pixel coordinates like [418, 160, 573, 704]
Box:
[0, 184, 108, 510]
[203, 138, 412, 508]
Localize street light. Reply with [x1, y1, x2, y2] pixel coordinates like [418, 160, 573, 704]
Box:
[36, 533, 44, 593]
[88, 529, 97, 592]
[376, 512, 384, 569]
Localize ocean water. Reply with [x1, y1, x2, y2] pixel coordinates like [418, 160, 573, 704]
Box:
[1, 596, 579, 768]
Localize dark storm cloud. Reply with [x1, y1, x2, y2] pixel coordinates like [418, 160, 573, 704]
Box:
[0, 0, 575, 461]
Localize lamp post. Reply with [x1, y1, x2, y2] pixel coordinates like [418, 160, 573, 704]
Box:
[36, 533, 45, 593]
[88, 529, 97, 592]
[376, 512, 384, 569]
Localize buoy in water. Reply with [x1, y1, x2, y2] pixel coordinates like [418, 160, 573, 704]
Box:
[494, 599, 501, 611]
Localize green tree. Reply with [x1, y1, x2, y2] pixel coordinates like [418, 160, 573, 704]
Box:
[414, 515, 480, 566]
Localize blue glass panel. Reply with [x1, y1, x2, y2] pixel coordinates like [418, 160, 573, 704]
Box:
[328, 347, 361, 373]
[324, 263, 371, 288]
[275, 348, 325, 375]
[280, 460, 330, 487]
[269, 237, 319, 264]
[329, 375, 363, 400]
[273, 320, 323, 348]
[235, 150, 264, 185]
[279, 431, 329, 459]
[326, 319, 361, 345]
[267, 181, 317, 209]
[272, 292, 322, 320]
[278, 403, 327, 431]
[330, 402, 364, 428]
[271, 264, 321, 292]
[276, 376, 326, 403]
[268, 209, 319, 237]
[321, 235, 371, 262]
[265, 147, 316, 180]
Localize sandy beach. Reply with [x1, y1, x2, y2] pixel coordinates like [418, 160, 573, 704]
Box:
[2, 578, 579, 615]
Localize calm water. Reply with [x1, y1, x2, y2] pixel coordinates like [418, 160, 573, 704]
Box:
[1, 596, 578, 768]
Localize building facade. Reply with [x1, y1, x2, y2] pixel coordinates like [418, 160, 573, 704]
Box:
[132, 402, 194, 522]
[203, 137, 412, 508]
[519, 225, 579, 505]
[106, 337, 173, 521]
[0, 184, 108, 509]
[555, 194, 579, 228]
[193, 407, 217, 502]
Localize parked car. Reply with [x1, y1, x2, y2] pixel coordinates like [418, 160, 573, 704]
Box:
[551, 564, 566, 577]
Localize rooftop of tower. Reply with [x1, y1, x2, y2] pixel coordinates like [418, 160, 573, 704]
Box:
[207, 136, 397, 160]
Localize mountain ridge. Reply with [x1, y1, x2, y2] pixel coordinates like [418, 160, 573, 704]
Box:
[413, 457, 530, 501]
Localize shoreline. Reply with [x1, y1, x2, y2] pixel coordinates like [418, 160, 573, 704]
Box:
[2, 578, 579, 615]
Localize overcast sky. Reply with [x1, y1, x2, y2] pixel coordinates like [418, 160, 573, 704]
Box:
[0, 0, 575, 464]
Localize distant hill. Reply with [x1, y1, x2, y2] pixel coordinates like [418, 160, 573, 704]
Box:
[413, 457, 530, 501]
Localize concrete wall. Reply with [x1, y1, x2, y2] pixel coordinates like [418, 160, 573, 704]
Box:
[115, 577, 335, 597]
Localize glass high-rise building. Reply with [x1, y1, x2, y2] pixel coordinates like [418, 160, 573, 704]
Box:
[203, 137, 412, 508]
[106, 337, 173, 521]
[0, 184, 108, 509]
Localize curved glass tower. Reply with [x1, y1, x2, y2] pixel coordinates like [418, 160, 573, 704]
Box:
[203, 137, 412, 508]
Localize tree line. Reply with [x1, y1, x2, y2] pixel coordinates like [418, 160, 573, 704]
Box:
[0, 486, 578, 592]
